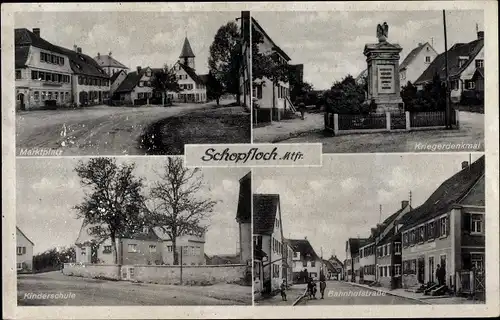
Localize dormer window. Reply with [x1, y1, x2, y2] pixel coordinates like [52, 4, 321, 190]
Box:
[458, 56, 469, 68]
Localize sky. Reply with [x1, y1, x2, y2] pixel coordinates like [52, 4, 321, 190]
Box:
[16, 157, 249, 256]
[252, 10, 484, 90]
[254, 153, 483, 261]
[14, 11, 243, 75]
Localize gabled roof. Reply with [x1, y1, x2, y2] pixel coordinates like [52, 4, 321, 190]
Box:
[178, 63, 205, 85]
[347, 238, 369, 255]
[15, 28, 61, 53]
[16, 226, 34, 245]
[253, 194, 280, 235]
[328, 255, 344, 268]
[114, 67, 163, 93]
[289, 239, 321, 261]
[236, 172, 251, 223]
[94, 54, 129, 69]
[355, 69, 368, 83]
[55, 45, 109, 78]
[471, 67, 484, 81]
[125, 228, 162, 241]
[400, 43, 428, 71]
[415, 38, 484, 84]
[110, 70, 125, 83]
[401, 155, 485, 230]
[251, 17, 291, 61]
[179, 37, 195, 58]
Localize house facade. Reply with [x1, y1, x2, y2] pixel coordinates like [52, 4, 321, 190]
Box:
[399, 42, 438, 88]
[16, 226, 34, 273]
[414, 30, 484, 103]
[109, 70, 128, 96]
[15, 28, 73, 110]
[359, 240, 376, 284]
[114, 67, 162, 104]
[94, 52, 129, 76]
[345, 238, 367, 282]
[75, 224, 205, 266]
[236, 172, 252, 265]
[252, 18, 292, 123]
[326, 255, 344, 280]
[290, 238, 322, 282]
[253, 194, 284, 293]
[400, 156, 485, 290]
[239, 11, 252, 109]
[283, 239, 294, 285]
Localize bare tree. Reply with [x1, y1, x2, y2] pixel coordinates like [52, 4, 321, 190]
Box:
[147, 158, 217, 265]
[74, 158, 146, 264]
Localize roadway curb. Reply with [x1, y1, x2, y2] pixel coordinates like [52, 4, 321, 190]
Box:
[292, 288, 309, 306]
[346, 282, 431, 304]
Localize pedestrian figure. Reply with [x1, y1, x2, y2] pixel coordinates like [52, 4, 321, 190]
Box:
[439, 265, 446, 286]
[320, 279, 327, 299]
[298, 102, 306, 120]
[436, 264, 446, 286]
[280, 279, 287, 301]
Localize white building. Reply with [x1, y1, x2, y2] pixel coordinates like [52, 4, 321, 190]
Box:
[251, 18, 292, 123]
[114, 66, 162, 104]
[399, 42, 438, 88]
[94, 52, 129, 76]
[16, 226, 34, 273]
[236, 172, 252, 265]
[253, 194, 285, 293]
[289, 238, 322, 281]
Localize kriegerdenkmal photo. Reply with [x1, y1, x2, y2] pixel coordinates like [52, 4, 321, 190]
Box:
[253, 154, 485, 305]
[251, 11, 484, 153]
[16, 157, 251, 305]
[15, 11, 251, 156]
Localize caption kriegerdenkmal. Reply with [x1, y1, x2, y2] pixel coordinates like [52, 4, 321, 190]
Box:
[201, 147, 304, 163]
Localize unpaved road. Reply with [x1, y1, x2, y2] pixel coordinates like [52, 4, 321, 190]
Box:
[15, 103, 213, 156]
[17, 271, 252, 306]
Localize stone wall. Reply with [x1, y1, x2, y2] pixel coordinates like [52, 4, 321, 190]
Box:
[128, 264, 247, 285]
[63, 263, 121, 280]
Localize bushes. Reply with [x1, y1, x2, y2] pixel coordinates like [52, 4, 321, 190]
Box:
[323, 75, 374, 114]
[401, 74, 446, 112]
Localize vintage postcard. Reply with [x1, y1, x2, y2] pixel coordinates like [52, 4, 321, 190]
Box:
[2, 1, 499, 320]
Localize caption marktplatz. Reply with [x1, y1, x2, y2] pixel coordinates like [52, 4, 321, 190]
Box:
[202, 147, 304, 163]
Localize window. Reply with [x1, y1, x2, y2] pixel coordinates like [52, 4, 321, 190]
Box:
[17, 246, 26, 255]
[311, 260, 316, 267]
[451, 80, 459, 90]
[81, 248, 86, 255]
[138, 92, 144, 99]
[471, 254, 484, 270]
[458, 58, 468, 68]
[103, 245, 112, 253]
[167, 245, 173, 252]
[41, 91, 46, 100]
[15, 70, 22, 79]
[383, 245, 387, 256]
[394, 242, 401, 254]
[440, 217, 447, 236]
[394, 265, 401, 276]
[419, 226, 425, 243]
[47, 92, 52, 100]
[149, 245, 157, 253]
[34, 91, 39, 101]
[54, 92, 59, 100]
[387, 244, 391, 255]
[46, 73, 52, 82]
[303, 260, 307, 267]
[471, 214, 483, 233]
[425, 56, 431, 63]
[128, 244, 138, 253]
[466, 81, 476, 90]
[475, 59, 484, 68]
[17, 262, 24, 269]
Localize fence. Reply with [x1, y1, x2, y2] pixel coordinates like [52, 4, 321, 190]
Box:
[456, 269, 485, 300]
[325, 110, 460, 135]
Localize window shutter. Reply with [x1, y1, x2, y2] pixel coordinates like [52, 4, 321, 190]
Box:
[446, 215, 451, 236]
[424, 224, 428, 241]
[462, 213, 471, 234]
[434, 220, 439, 238]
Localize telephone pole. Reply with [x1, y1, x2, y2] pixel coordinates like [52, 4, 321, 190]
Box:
[443, 10, 451, 129]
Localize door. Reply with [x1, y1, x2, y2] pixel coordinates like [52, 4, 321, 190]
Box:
[121, 266, 135, 281]
[417, 257, 425, 284]
[18, 93, 25, 110]
[429, 256, 435, 283]
[440, 255, 447, 285]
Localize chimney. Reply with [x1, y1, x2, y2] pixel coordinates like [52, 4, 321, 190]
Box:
[73, 45, 78, 52]
[304, 236, 307, 240]
[97, 52, 101, 60]
[137, 66, 142, 73]
[77, 47, 82, 54]
[462, 161, 469, 170]
[418, 42, 422, 46]
[109, 51, 112, 57]
[32, 28, 40, 37]
[401, 200, 409, 209]
[477, 31, 484, 40]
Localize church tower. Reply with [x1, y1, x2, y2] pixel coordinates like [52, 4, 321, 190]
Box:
[179, 37, 196, 70]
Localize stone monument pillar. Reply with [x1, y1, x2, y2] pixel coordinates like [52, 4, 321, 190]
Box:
[364, 22, 403, 113]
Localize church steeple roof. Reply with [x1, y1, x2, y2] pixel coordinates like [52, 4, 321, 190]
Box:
[179, 37, 195, 58]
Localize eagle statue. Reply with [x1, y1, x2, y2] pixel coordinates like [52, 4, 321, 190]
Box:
[376, 22, 389, 42]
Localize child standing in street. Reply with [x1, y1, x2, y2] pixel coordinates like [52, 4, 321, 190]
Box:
[280, 279, 287, 301]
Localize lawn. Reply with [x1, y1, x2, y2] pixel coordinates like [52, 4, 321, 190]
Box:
[139, 106, 251, 155]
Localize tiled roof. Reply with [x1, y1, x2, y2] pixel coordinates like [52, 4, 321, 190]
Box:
[347, 238, 369, 254]
[15, 46, 30, 68]
[377, 228, 395, 246]
[55, 45, 109, 78]
[16, 226, 34, 245]
[236, 172, 251, 223]
[110, 70, 124, 83]
[178, 63, 205, 85]
[15, 28, 61, 53]
[253, 194, 280, 235]
[399, 43, 427, 71]
[125, 228, 162, 241]
[401, 155, 485, 230]
[328, 255, 344, 268]
[415, 38, 483, 84]
[471, 67, 484, 81]
[289, 239, 321, 261]
[251, 17, 291, 61]
[114, 67, 163, 93]
[355, 69, 368, 82]
[179, 37, 195, 58]
[94, 54, 128, 69]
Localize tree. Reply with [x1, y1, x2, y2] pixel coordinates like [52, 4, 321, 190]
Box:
[146, 158, 217, 265]
[151, 65, 181, 106]
[323, 75, 371, 114]
[291, 81, 314, 104]
[74, 158, 146, 264]
[205, 71, 224, 105]
[401, 74, 446, 112]
[208, 21, 241, 104]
